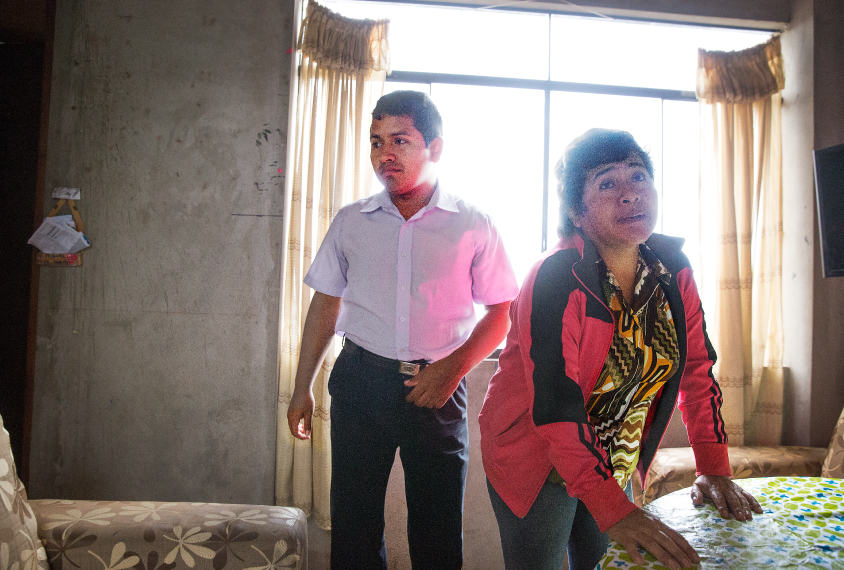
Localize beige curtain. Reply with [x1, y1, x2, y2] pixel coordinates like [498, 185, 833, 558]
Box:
[275, 0, 388, 530]
[697, 35, 785, 446]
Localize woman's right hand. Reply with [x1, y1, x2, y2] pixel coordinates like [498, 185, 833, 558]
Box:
[606, 508, 700, 570]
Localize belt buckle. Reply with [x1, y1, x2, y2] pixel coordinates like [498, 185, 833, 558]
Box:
[398, 361, 421, 376]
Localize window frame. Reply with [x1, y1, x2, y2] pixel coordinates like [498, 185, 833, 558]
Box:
[385, 69, 696, 251]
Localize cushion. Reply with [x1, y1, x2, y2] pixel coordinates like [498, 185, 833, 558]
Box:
[28, 499, 308, 570]
[0, 414, 49, 570]
[640, 445, 827, 505]
[822, 406, 844, 478]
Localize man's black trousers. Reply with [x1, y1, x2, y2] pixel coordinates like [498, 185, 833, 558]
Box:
[328, 345, 469, 570]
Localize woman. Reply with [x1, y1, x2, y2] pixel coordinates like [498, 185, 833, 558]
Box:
[479, 128, 761, 570]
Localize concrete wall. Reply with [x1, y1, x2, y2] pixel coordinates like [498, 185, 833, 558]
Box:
[28, 0, 294, 504]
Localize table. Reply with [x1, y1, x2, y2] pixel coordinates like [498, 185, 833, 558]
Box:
[596, 477, 844, 569]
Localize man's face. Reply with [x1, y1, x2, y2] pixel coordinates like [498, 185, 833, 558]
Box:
[370, 114, 441, 198]
[570, 153, 657, 254]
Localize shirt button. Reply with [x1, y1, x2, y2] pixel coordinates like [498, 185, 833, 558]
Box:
[400, 317, 406, 322]
[401, 286, 406, 291]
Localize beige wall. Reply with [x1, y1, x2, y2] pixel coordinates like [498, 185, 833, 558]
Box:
[781, 0, 816, 446]
[781, 0, 844, 447]
[808, 0, 844, 446]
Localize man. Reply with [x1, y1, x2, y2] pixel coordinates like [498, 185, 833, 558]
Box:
[286, 90, 518, 569]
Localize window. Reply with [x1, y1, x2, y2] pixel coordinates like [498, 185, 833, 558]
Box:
[322, 0, 772, 309]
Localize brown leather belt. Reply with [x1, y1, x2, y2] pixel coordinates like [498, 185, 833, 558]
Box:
[342, 338, 429, 377]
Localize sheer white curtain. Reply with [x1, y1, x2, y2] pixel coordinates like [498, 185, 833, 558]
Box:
[275, 0, 388, 529]
[697, 35, 785, 446]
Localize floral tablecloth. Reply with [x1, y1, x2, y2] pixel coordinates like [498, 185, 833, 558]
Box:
[597, 477, 844, 569]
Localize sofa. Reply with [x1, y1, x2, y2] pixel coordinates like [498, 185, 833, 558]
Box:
[632, 406, 844, 506]
[0, 414, 308, 570]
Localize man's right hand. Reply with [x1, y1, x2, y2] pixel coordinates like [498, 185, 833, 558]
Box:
[287, 389, 315, 440]
[285, 291, 342, 441]
[606, 508, 700, 570]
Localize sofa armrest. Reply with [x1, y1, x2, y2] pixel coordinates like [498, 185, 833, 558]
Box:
[640, 446, 827, 505]
[29, 500, 307, 570]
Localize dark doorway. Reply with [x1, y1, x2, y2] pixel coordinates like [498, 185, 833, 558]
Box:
[0, 42, 44, 477]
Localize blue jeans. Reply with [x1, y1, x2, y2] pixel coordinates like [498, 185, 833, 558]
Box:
[329, 346, 469, 570]
[487, 478, 633, 570]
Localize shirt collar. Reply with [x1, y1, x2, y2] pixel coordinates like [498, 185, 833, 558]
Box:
[430, 184, 460, 213]
[639, 243, 672, 285]
[360, 182, 458, 216]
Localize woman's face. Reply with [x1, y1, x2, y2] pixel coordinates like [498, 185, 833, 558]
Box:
[570, 153, 657, 255]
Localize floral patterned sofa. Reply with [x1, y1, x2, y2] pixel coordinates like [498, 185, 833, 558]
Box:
[632, 407, 844, 506]
[0, 414, 308, 570]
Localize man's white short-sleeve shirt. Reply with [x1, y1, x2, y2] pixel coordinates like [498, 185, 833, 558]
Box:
[305, 185, 518, 362]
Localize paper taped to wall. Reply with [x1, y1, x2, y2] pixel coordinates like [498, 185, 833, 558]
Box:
[28, 215, 90, 254]
[52, 187, 81, 200]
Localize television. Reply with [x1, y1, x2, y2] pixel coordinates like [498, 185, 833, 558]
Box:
[813, 142, 844, 278]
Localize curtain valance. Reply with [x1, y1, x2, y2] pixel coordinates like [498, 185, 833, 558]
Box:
[697, 34, 784, 104]
[298, 0, 389, 74]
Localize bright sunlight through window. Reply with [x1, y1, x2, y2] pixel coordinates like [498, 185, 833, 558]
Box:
[321, 0, 772, 314]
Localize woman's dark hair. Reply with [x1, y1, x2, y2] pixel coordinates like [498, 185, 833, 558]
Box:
[555, 128, 654, 237]
[372, 90, 443, 146]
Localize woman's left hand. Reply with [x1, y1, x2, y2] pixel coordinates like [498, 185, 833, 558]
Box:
[691, 475, 763, 521]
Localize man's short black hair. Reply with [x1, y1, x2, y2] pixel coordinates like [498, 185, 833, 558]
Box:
[372, 90, 443, 146]
[555, 128, 654, 237]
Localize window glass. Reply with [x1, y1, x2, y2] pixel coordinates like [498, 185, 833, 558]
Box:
[369, 82, 545, 287]
[322, 1, 550, 80]
[432, 83, 545, 286]
[661, 99, 716, 315]
[549, 16, 772, 91]
[321, 0, 769, 315]
[662, 100, 701, 264]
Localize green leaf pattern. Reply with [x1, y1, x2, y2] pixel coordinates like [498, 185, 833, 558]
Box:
[599, 477, 844, 569]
